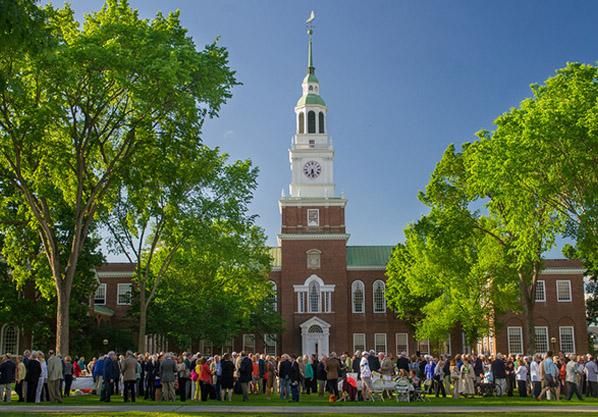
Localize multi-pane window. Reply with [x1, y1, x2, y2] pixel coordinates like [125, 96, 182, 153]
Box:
[298, 292, 306, 313]
[200, 340, 213, 356]
[221, 339, 234, 355]
[324, 291, 331, 313]
[0, 325, 18, 355]
[117, 283, 132, 305]
[374, 333, 387, 354]
[507, 327, 523, 355]
[308, 111, 316, 133]
[417, 339, 430, 356]
[318, 112, 325, 133]
[395, 333, 409, 356]
[268, 281, 277, 311]
[373, 280, 386, 313]
[559, 326, 575, 354]
[535, 280, 546, 302]
[264, 334, 277, 356]
[352, 281, 364, 313]
[353, 333, 366, 353]
[535, 327, 549, 354]
[243, 334, 255, 353]
[307, 209, 319, 226]
[440, 334, 451, 356]
[94, 283, 107, 305]
[309, 281, 321, 313]
[556, 280, 572, 302]
[298, 112, 305, 134]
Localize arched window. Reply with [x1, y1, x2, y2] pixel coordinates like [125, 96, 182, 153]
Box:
[0, 324, 18, 355]
[373, 280, 386, 313]
[298, 112, 305, 134]
[308, 111, 316, 133]
[268, 281, 277, 311]
[352, 281, 365, 313]
[309, 280, 321, 313]
[308, 325, 323, 333]
[318, 112, 325, 133]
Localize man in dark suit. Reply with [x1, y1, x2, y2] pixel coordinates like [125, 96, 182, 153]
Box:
[289, 354, 301, 402]
[238, 351, 253, 401]
[144, 355, 155, 400]
[396, 352, 410, 376]
[25, 351, 41, 403]
[103, 351, 119, 402]
[278, 354, 292, 400]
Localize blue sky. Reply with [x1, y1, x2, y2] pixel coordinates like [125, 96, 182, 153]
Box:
[61, 0, 598, 257]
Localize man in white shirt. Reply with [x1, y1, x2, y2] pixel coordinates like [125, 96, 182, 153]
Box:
[584, 355, 598, 397]
[566, 356, 584, 401]
[530, 354, 542, 399]
[360, 351, 372, 401]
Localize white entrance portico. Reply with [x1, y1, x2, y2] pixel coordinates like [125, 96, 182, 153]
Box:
[300, 316, 330, 358]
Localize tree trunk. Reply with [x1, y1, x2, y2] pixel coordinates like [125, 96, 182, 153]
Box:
[519, 271, 536, 355]
[138, 292, 147, 353]
[56, 282, 71, 356]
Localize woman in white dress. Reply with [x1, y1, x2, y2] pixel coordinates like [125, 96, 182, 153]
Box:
[461, 357, 475, 398]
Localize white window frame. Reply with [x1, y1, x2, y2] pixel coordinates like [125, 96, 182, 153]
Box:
[373, 280, 386, 313]
[374, 333, 387, 354]
[507, 326, 524, 355]
[395, 333, 409, 356]
[534, 326, 549, 354]
[221, 339, 234, 355]
[242, 334, 256, 353]
[297, 292, 305, 313]
[324, 291, 331, 313]
[94, 283, 107, 305]
[117, 283, 132, 305]
[535, 280, 546, 302]
[353, 333, 366, 353]
[440, 334, 451, 356]
[264, 334, 277, 356]
[307, 209, 319, 226]
[556, 280, 572, 302]
[268, 281, 277, 311]
[417, 339, 430, 356]
[352, 280, 365, 313]
[559, 326, 576, 354]
[308, 281, 321, 313]
[200, 340, 213, 356]
[0, 324, 19, 356]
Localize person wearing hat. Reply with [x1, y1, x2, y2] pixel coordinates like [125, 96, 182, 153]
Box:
[0, 353, 16, 402]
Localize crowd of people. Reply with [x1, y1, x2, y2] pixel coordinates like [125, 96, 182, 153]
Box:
[1, 347, 597, 403]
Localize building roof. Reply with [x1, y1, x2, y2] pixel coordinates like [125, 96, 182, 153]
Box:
[346, 246, 394, 267]
[296, 93, 326, 107]
[268, 245, 394, 268]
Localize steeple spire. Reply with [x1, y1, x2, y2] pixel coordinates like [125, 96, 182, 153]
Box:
[307, 11, 315, 75]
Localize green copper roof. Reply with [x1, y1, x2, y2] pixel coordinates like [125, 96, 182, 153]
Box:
[303, 73, 319, 84]
[268, 245, 394, 268]
[296, 94, 326, 107]
[347, 246, 394, 267]
[93, 305, 114, 316]
[269, 247, 282, 267]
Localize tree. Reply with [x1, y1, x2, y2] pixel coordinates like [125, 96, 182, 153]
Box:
[0, 0, 237, 354]
[387, 142, 564, 354]
[144, 222, 281, 351]
[103, 141, 260, 351]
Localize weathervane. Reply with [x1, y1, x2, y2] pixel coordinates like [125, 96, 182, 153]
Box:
[306, 10, 315, 37]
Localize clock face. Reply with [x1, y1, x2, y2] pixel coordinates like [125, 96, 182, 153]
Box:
[303, 161, 321, 179]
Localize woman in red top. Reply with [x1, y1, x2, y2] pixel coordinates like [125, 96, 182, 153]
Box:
[251, 355, 260, 394]
[73, 361, 81, 377]
[199, 358, 213, 401]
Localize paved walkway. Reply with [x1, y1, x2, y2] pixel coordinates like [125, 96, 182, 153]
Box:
[1, 405, 598, 414]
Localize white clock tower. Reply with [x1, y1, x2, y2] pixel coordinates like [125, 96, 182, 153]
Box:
[288, 20, 335, 199]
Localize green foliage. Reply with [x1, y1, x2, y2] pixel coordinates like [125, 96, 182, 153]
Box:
[0, 0, 238, 354]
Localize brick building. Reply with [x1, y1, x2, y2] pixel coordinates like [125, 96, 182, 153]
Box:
[0, 19, 589, 358]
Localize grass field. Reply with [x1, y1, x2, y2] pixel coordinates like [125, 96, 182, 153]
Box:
[1, 390, 596, 415]
[2, 413, 598, 417]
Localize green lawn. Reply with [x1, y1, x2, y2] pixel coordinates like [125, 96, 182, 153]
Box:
[2, 390, 596, 407]
[2, 413, 598, 417]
